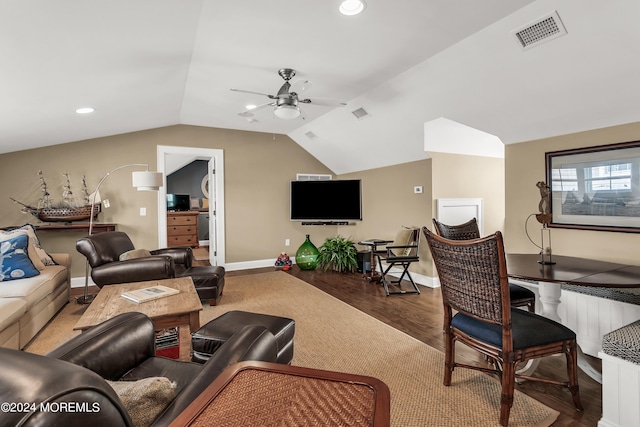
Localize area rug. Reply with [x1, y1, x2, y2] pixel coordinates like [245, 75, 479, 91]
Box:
[27, 271, 559, 426]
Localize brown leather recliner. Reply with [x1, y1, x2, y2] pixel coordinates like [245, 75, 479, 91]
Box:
[0, 312, 278, 427]
[76, 231, 193, 288]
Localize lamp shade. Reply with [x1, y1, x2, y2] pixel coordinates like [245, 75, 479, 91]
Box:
[132, 171, 163, 191]
[274, 105, 301, 120]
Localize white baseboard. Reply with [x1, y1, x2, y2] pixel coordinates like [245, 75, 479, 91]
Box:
[224, 258, 281, 271]
[70, 276, 94, 288]
[74, 258, 442, 289]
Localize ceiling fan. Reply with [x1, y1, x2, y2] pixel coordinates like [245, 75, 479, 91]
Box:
[231, 68, 346, 120]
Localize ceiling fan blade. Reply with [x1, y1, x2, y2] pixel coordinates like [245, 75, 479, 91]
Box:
[237, 102, 275, 117]
[299, 98, 347, 107]
[276, 81, 291, 98]
[290, 79, 312, 94]
[230, 88, 276, 99]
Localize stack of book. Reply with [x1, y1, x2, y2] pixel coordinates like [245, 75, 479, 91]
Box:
[155, 327, 180, 359]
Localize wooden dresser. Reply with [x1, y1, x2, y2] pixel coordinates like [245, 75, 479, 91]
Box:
[167, 211, 199, 247]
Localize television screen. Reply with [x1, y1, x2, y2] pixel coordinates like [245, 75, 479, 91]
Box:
[290, 180, 362, 221]
[167, 194, 191, 211]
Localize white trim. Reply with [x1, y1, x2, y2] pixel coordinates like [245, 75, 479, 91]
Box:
[157, 145, 225, 267]
[225, 258, 280, 271]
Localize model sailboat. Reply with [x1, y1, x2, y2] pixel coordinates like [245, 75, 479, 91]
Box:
[10, 171, 101, 223]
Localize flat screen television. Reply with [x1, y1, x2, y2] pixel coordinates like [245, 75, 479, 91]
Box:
[290, 180, 362, 222]
[166, 194, 190, 212]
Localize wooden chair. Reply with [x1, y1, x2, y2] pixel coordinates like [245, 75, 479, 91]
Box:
[375, 227, 421, 296]
[422, 227, 582, 426]
[432, 218, 536, 313]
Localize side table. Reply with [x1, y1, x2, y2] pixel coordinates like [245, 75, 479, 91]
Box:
[168, 361, 391, 427]
[358, 239, 393, 282]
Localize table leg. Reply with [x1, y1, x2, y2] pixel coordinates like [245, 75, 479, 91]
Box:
[537, 281, 562, 322]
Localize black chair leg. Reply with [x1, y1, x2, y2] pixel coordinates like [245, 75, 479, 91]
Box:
[376, 258, 420, 296]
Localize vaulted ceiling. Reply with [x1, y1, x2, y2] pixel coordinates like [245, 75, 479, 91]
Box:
[3, 1, 640, 174]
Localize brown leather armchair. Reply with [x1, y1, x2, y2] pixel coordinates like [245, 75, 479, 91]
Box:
[0, 312, 278, 427]
[76, 231, 192, 288]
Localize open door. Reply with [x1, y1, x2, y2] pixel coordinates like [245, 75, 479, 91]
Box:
[157, 146, 225, 267]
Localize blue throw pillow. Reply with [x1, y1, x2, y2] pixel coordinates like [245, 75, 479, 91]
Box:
[1, 234, 40, 281]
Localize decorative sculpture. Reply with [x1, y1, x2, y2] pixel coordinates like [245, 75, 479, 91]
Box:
[534, 180, 555, 264]
[535, 181, 553, 226]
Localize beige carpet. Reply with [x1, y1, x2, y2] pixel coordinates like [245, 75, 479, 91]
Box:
[27, 271, 559, 427]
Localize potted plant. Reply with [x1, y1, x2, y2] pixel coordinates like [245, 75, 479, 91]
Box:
[317, 235, 359, 273]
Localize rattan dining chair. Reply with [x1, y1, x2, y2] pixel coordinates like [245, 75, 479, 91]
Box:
[432, 218, 537, 313]
[423, 227, 582, 426]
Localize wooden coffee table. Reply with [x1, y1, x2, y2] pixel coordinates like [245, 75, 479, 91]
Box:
[169, 361, 391, 427]
[74, 277, 203, 361]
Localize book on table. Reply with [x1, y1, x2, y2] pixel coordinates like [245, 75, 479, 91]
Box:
[121, 285, 179, 303]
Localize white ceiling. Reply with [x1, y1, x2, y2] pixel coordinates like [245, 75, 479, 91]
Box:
[3, 1, 640, 174]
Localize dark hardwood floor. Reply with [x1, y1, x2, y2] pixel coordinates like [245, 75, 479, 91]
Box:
[227, 266, 602, 427]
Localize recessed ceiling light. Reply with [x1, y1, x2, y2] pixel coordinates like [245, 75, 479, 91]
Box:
[245, 104, 257, 110]
[75, 107, 95, 114]
[339, 0, 366, 16]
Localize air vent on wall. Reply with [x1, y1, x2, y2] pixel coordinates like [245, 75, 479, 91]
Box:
[512, 11, 567, 50]
[296, 174, 332, 181]
[351, 107, 370, 120]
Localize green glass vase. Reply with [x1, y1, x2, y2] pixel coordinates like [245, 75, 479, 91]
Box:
[296, 234, 319, 270]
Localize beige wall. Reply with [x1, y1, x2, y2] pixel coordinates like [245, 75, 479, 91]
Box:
[505, 121, 640, 265]
[429, 152, 506, 236]
[0, 125, 337, 277]
[338, 159, 433, 276]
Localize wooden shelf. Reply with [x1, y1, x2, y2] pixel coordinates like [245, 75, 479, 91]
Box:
[1, 223, 116, 234]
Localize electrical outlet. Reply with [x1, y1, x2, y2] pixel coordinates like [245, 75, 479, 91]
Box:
[285, 239, 290, 246]
[103, 199, 110, 208]
[140, 207, 146, 216]
[414, 186, 423, 194]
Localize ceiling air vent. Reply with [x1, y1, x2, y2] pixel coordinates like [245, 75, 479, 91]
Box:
[304, 131, 319, 141]
[351, 107, 370, 120]
[512, 11, 567, 50]
[296, 174, 332, 181]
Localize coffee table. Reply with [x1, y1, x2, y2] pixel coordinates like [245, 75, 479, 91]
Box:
[168, 361, 391, 427]
[74, 277, 203, 361]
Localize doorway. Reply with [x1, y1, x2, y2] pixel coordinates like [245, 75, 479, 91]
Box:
[157, 146, 225, 266]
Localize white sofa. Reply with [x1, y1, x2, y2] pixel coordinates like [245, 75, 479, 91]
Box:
[0, 253, 70, 349]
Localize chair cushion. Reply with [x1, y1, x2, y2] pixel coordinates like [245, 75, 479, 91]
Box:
[451, 308, 575, 350]
[602, 320, 640, 364]
[508, 282, 536, 299]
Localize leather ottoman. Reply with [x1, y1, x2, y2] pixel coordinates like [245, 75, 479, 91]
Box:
[179, 266, 225, 306]
[192, 310, 295, 364]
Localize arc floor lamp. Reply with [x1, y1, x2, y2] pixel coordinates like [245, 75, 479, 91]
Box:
[76, 163, 163, 305]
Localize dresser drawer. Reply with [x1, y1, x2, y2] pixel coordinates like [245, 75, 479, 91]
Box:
[167, 235, 197, 247]
[167, 225, 197, 236]
[167, 214, 198, 226]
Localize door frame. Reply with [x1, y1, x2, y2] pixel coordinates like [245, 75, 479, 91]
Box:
[157, 145, 225, 266]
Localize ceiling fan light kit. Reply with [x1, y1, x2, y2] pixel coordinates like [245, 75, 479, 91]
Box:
[339, 0, 366, 16]
[274, 105, 301, 120]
